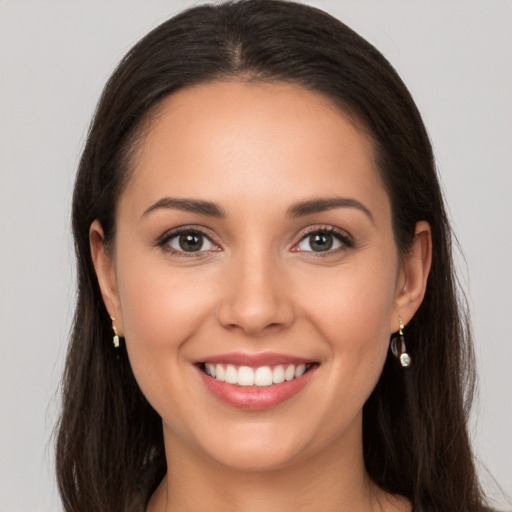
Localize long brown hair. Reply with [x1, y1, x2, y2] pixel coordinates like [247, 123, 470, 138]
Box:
[56, 1, 485, 510]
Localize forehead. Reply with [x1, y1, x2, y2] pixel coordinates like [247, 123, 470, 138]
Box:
[121, 80, 388, 219]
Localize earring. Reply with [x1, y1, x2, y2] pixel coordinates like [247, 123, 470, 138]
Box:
[390, 317, 411, 367]
[111, 316, 120, 348]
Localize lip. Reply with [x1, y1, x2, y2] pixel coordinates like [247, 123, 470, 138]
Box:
[194, 351, 314, 367]
[194, 353, 319, 410]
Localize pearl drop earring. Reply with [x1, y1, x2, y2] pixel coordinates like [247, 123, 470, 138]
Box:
[390, 317, 411, 367]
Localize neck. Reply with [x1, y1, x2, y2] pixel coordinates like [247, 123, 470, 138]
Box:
[147, 420, 404, 512]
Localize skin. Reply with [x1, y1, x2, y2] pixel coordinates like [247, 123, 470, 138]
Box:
[91, 81, 431, 512]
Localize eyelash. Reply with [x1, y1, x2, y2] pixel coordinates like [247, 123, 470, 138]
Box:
[293, 226, 354, 255]
[156, 226, 219, 256]
[156, 225, 354, 256]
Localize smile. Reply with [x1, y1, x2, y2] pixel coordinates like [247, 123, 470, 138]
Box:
[201, 362, 315, 387]
[195, 354, 319, 410]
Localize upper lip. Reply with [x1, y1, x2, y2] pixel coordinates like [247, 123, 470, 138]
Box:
[194, 352, 317, 367]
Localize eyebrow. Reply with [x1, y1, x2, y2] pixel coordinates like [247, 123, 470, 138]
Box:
[141, 196, 374, 223]
[286, 197, 374, 224]
[141, 197, 226, 219]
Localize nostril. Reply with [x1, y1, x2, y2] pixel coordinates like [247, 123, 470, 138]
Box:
[216, 277, 295, 335]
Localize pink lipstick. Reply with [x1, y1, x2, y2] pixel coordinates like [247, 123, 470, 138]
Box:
[194, 352, 319, 410]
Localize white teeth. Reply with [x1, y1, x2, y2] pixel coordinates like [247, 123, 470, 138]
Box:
[204, 362, 313, 386]
[215, 364, 225, 382]
[238, 366, 255, 386]
[206, 363, 216, 377]
[254, 366, 273, 387]
[284, 364, 295, 381]
[272, 365, 285, 384]
[225, 364, 238, 384]
[295, 364, 306, 378]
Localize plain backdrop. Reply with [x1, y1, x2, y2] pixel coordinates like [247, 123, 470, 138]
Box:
[0, 1, 510, 510]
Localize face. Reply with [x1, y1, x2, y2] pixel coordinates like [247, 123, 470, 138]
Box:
[93, 81, 428, 472]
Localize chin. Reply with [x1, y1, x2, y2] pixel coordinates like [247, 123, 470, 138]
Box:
[182, 410, 344, 474]
[204, 441, 305, 473]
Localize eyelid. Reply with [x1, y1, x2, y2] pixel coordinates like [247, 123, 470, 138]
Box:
[292, 225, 354, 253]
[156, 225, 221, 254]
[155, 224, 353, 255]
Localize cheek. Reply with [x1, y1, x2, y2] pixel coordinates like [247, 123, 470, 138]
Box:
[114, 248, 217, 396]
[296, 254, 398, 383]
[295, 265, 397, 444]
[115, 230, 217, 341]
[120, 271, 205, 347]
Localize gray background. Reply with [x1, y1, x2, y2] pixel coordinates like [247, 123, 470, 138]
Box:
[0, 1, 510, 510]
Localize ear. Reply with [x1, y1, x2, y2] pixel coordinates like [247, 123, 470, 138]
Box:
[89, 219, 124, 336]
[392, 220, 432, 332]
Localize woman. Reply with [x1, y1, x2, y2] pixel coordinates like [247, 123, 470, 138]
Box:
[55, 1, 490, 510]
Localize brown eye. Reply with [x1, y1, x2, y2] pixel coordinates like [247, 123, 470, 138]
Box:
[297, 232, 338, 252]
[178, 233, 204, 252]
[164, 230, 218, 253]
[294, 228, 352, 254]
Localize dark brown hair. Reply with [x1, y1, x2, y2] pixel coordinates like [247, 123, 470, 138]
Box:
[56, 1, 485, 510]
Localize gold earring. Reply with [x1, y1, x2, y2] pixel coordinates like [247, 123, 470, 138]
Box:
[111, 316, 120, 348]
[390, 317, 411, 367]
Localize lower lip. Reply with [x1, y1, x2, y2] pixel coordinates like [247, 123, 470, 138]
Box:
[196, 366, 317, 410]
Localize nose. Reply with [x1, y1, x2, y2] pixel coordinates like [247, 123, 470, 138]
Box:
[216, 249, 295, 337]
